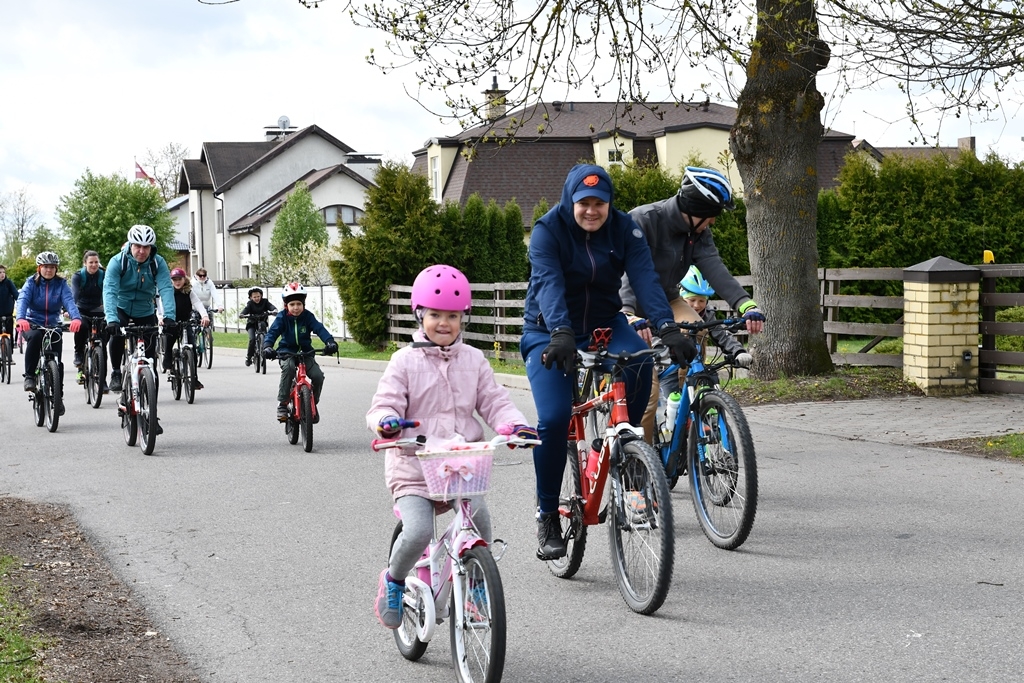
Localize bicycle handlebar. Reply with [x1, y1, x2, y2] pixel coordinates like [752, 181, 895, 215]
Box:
[371, 433, 541, 452]
[275, 348, 331, 359]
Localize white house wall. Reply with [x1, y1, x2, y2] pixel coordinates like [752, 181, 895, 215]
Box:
[189, 188, 220, 276]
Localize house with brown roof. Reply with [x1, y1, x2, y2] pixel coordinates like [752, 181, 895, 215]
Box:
[851, 136, 977, 169]
[177, 121, 379, 281]
[412, 93, 856, 227]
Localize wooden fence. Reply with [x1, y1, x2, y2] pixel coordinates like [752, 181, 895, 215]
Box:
[979, 264, 1024, 394]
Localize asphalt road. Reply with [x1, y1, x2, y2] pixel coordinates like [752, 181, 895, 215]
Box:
[2, 342, 1024, 682]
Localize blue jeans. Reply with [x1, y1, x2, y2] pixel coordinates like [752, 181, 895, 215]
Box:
[521, 314, 653, 513]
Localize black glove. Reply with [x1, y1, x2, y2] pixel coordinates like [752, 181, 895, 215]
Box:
[658, 324, 698, 364]
[541, 328, 577, 371]
[162, 317, 177, 330]
[262, 346, 277, 360]
[106, 321, 122, 336]
[323, 340, 339, 355]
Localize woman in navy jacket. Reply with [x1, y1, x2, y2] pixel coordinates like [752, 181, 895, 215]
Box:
[521, 164, 697, 560]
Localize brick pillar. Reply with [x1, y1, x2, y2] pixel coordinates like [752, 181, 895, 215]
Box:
[902, 257, 980, 396]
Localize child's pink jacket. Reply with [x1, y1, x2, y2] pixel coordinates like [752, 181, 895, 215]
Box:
[367, 331, 529, 500]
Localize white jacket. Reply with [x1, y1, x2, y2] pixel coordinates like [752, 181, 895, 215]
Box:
[192, 277, 220, 310]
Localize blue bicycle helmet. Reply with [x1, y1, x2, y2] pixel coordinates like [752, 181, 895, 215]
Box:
[677, 166, 735, 217]
[680, 266, 715, 298]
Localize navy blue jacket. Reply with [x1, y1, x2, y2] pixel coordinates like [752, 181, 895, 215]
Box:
[523, 164, 675, 336]
[265, 308, 333, 354]
[0, 276, 18, 316]
[70, 267, 105, 314]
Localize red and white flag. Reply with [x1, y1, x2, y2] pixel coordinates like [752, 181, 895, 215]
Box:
[135, 161, 156, 185]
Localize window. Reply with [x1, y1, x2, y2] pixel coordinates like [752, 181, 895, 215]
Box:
[608, 149, 623, 163]
[322, 205, 365, 226]
[431, 156, 441, 202]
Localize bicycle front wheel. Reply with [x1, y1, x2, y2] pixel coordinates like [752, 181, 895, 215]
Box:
[44, 360, 60, 433]
[137, 367, 158, 455]
[87, 347, 105, 409]
[299, 385, 314, 452]
[548, 442, 587, 579]
[687, 390, 758, 550]
[203, 328, 214, 369]
[0, 336, 10, 384]
[608, 439, 674, 615]
[170, 351, 183, 401]
[254, 334, 264, 373]
[183, 347, 196, 404]
[450, 546, 506, 683]
[121, 376, 138, 446]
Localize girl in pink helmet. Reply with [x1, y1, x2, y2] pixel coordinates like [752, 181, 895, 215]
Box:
[366, 264, 537, 630]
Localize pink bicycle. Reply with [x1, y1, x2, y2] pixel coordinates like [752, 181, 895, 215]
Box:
[371, 428, 539, 683]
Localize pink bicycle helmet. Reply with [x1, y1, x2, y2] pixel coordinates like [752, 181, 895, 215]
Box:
[410, 265, 471, 313]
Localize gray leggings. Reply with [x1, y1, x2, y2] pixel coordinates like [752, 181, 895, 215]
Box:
[388, 494, 492, 582]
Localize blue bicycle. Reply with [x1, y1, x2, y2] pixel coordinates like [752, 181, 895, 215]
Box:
[651, 317, 758, 550]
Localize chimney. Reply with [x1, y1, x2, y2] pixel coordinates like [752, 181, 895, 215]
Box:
[483, 73, 507, 121]
[552, 101, 563, 112]
[958, 136, 976, 152]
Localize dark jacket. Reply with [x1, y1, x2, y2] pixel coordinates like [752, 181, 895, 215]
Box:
[240, 299, 278, 329]
[265, 308, 333, 354]
[620, 197, 752, 318]
[523, 164, 675, 337]
[70, 267, 105, 314]
[0, 277, 18, 316]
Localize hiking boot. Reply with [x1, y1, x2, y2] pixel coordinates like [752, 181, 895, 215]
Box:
[194, 380, 204, 390]
[245, 357, 252, 367]
[277, 403, 289, 421]
[536, 511, 566, 560]
[109, 371, 122, 392]
[23, 375, 36, 392]
[374, 569, 404, 629]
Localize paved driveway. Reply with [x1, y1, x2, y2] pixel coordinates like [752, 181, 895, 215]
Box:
[2, 345, 1023, 682]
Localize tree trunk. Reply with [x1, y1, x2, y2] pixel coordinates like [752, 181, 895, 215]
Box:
[730, 0, 834, 379]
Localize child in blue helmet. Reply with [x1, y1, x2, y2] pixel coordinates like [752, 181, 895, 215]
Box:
[678, 265, 751, 367]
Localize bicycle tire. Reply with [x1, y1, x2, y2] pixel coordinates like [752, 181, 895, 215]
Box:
[32, 369, 45, 427]
[183, 347, 196, 404]
[254, 333, 263, 373]
[88, 346, 105, 409]
[450, 546, 506, 683]
[687, 390, 758, 550]
[170, 351, 183, 401]
[121, 375, 138, 446]
[44, 360, 60, 433]
[300, 385, 314, 452]
[203, 328, 214, 369]
[138, 367, 158, 455]
[0, 336, 10, 384]
[580, 368, 610, 445]
[608, 438, 674, 615]
[389, 521, 430, 661]
[547, 442, 588, 579]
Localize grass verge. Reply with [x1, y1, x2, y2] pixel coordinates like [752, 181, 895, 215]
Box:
[0, 555, 48, 683]
[723, 366, 924, 406]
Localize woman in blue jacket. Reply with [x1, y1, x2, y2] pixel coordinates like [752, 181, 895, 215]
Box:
[15, 252, 81, 402]
[521, 164, 697, 560]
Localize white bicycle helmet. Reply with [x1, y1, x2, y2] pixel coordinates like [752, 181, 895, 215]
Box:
[127, 224, 157, 246]
[282, 282, 307, 303]
[36, 251, 60, 266]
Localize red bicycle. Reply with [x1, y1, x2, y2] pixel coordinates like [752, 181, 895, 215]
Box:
[277, 349, 327, 453]
[547, 327, 675, 615]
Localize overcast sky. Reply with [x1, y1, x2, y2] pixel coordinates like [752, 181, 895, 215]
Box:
[3, 0, 1024, 230]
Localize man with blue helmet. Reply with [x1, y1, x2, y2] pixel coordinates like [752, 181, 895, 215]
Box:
[619, 167, 764, 441]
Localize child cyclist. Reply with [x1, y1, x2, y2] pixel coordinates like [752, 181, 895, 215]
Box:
[238, 287, 277, 366]
[366, 264, 538, 630]
[261, 282, 338, 421]
[678, 265, 752, 369]
[157, 268, 209, 390]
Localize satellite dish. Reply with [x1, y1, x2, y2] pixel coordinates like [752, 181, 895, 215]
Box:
[278, 115, 291, 130]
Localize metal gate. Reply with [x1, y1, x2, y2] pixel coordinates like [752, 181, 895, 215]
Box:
[979, 264, 1024, 394]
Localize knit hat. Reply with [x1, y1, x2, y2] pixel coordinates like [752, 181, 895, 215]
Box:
[571, 173, 612, 203]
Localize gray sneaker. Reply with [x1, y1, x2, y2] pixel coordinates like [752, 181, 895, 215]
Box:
[374, 569, 404, 629]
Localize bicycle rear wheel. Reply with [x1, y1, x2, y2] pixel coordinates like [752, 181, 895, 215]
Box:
[183, 347, 196, 404]
[687, 390, 757, 550]
[389, 521, 430, 661]
[137, 367, 158, 455]
[450, 546, 506, 683]
[170, 351, 183, 401]
[0, 336, 10, 384]
[254, 333, 264, 373]
[202, 328, 214, 369]
[608, 438, 674, 615]
[548, 443, 587, 579]
[44, 360, 60, 433]
[299, 385, 314, 452]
